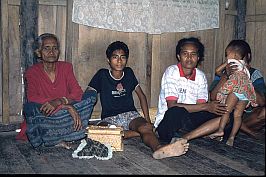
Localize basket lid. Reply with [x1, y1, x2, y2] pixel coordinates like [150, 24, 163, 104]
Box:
[87, 125, 123, 135]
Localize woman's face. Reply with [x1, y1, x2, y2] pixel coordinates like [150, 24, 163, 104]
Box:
[108, 49, 128, 71]
[225, 48, 242, 60]
[39, 37, 60, 63]
[177, 43, 199, 70]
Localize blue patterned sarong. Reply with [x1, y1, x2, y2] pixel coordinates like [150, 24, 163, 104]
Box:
[24, 90, 97, 148]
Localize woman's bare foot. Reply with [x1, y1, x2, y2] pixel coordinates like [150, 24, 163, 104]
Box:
[226, 137, 235, 146]
[55, 141, 73, 149]
[152, 138, 189, 159]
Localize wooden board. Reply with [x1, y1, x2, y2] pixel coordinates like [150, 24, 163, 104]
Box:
[0, 130, 264, 175]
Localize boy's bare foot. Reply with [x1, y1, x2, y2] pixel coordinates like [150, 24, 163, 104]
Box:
[170, 137, 182, 143]
[123, 130, 140, 139]
[212, 136, 223, 142]
[209, 131, 224, 140]
[202, 135, 223, 142]
[152, 138, 189, 159]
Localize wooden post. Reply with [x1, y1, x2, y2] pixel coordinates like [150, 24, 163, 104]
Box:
[236, 0, 246, 40]
[1, 0, 9, 124]
[20, 0, 39, 71]
[65, 0, 79, 63]
[20, 0, 38, 109]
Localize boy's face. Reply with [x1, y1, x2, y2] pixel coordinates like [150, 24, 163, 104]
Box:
[177, 43, 199, 70]
[108, 49, 128, 71]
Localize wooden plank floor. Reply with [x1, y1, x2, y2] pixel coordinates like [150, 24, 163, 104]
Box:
[0, 129, 264, 175]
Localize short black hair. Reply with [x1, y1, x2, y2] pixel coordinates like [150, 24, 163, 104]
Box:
[225, 40, 252, 64]
[176, 37, 205, 63]
[106, 41, 129, 59]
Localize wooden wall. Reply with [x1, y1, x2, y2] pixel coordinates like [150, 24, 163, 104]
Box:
[1, 0, 265, 124]
[246, 0, 266, 78]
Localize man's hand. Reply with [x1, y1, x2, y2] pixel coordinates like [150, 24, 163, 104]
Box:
[207, 101, 228, 115]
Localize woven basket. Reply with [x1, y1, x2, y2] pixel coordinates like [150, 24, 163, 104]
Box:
[87, 125, 124, 151]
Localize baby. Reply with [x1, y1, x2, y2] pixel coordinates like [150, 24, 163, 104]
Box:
[209, 40, 257, 146]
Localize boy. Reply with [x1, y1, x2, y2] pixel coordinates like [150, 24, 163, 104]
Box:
[86, 41, 189, 159]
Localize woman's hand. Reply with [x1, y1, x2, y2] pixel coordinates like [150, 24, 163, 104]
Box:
[40, 98, 62, 116]
[207, 101, 228, 115]
[62, 104, 82, 131]
[225, 62, 238, 76]
[40, 100, 57, 116]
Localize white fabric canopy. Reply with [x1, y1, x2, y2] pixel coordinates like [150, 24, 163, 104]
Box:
[72, 0, 219, 34]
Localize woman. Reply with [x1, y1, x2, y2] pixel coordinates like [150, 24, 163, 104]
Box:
[17, 33, 96, 148]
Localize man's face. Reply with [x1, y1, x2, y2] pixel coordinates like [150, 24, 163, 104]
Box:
[108, 49, 128, 71]
[178, 43, 199, 70]
[40, 37, 60, 63]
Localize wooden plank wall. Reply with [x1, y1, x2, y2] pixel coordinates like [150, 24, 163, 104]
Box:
[1, 0, 10, 124]
[1, 0, 265, 123]
[0, 0, 68, 123]
[246, 0, 266, 78]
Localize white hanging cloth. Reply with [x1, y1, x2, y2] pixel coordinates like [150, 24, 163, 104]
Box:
[72, 0, 219, 34]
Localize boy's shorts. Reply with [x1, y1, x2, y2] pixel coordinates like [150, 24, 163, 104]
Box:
[97, 111, 142, 130]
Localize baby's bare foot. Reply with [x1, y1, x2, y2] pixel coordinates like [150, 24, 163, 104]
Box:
[226, 137, 235, 146]
[153, 138, 189, 159]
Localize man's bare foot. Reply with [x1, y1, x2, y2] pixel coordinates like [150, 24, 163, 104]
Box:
[152, 138, 189, 159]
[245, 131, 265, 140]
[226, 137, 235, 146]
[209, 131, 224, 140]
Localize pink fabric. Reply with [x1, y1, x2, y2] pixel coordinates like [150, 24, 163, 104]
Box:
[17, 61, 83, 141]
[217, 71, 256, 106]
[16, 119, 28, 141]
[166, 96, 178, 101]
[197, 99, 207, 103]
[26, 61, 83, 104]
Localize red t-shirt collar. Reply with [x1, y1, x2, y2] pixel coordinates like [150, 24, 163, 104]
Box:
[177, 63, 196, 81]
